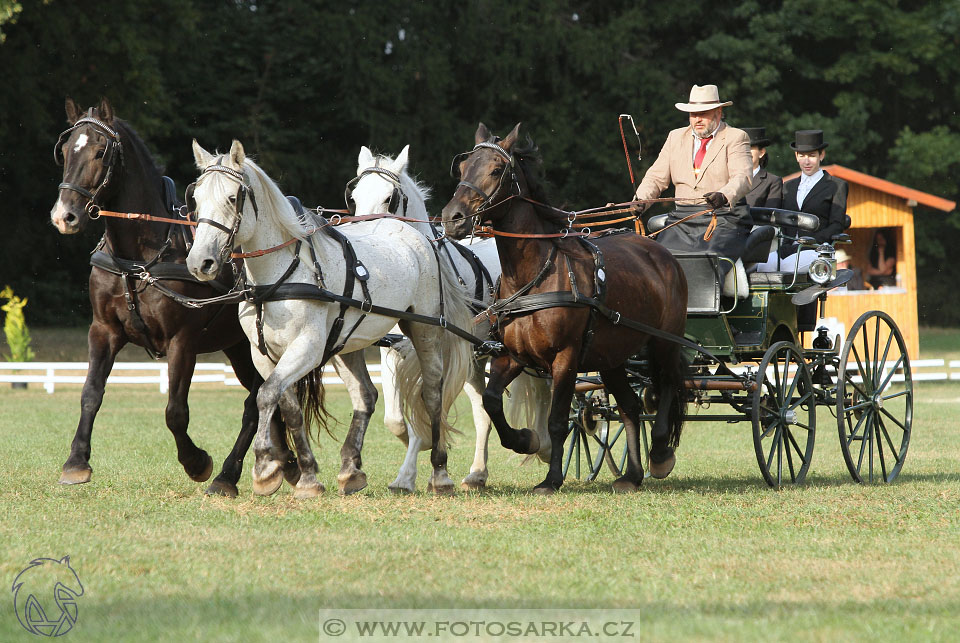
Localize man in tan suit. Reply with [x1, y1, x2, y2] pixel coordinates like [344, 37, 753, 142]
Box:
[635, 84, 753, 274]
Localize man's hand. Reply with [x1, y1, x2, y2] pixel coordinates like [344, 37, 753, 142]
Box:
[704, 192, 727, 209]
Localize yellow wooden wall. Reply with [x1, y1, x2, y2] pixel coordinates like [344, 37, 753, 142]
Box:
[819, 184, 920, 357]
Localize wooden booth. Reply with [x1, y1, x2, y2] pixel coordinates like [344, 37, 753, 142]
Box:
[786, 165, 956, 357]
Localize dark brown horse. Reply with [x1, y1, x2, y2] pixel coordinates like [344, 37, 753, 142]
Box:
[50, 98, 295, 497]
[441, 123, 688, 493]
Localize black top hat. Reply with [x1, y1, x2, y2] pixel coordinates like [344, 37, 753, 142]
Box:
[790, 129, 828, 152]
[742, 127, 771, 148]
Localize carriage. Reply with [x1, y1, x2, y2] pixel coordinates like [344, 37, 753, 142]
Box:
[563, 208, 913, 488]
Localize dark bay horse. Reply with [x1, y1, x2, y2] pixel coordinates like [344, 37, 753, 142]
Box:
[50, 98, 295, 497]
[441, 123, 689, 493]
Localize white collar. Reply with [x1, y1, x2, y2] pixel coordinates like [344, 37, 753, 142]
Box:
[693, 122, 722, 141]
[800, 168, 824, 185]
[753, 166, 761, 177]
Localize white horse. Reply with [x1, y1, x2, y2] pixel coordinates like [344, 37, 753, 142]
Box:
[348, 145, 552, 492]
[185, 140, 474, 496]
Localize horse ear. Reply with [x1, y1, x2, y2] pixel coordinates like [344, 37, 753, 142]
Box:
[358, 145, 375, 172]
[393, 145, 410, 173]
[475, 122, 492, 144]
[192, 139, 214, 168]
[98, 98, 115, 123]
[501, 123, 522, 150]
[229, 139, 246, 167]
[65, 97, 80, 124]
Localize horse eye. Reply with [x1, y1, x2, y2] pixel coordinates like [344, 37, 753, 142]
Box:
[94, 149, 104, 159]
[229, 195, 237, 204]
[491, 167, 503, 177]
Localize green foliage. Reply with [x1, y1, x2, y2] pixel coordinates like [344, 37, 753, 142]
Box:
[0, 285, 36, 362]
[0, 0, 22, 43]
[1, 0, 959, 323]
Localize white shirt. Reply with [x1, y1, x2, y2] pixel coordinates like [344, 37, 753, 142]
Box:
[691, 123, 722, 165]
[752, 166, 761, 177]
[796, 169, 823, 208]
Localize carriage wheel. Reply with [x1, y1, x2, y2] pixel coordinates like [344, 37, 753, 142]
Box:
[564, 390, 641, 480]
[752, 341, 816, 488]
[837, 311, 913, 483]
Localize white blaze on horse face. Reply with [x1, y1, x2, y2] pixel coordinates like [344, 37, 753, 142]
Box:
[73, 133, 88, 153]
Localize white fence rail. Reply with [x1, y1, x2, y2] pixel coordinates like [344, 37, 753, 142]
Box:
[0, 361, 383, 393]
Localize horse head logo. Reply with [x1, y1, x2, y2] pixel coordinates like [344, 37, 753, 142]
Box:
[11, 556, 84, 637]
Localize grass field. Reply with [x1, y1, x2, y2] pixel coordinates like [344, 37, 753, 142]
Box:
[1, 372, 959, 641]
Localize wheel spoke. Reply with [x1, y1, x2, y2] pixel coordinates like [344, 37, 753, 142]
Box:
[766, 423, 783, 472]
[850, 344, 872, 391]
[856, 413, 872, 473]
[787, 390, 814, 411]
[845, 375, 871, 401]
[876, 415, 903, 463]
[877, 327, 895, 384]
[875, 416, 890, 481]
[772, 357, 782, 404]
[793, 421, 813, 432]
[872, 315, 882, 383]
[878, 406, 908, 433]
[761, 417, 779, 439]
[845, 409, 869, 447]
[881, 389, 910, 402]
[877, 354, 906, 392]
[783, 427, 796, 482]
[785, 362, 802, 403]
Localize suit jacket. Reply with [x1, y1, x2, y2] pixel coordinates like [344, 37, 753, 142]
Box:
[745, 168, 783, 208]
[782, 171, 848, 243]
[635, 121, 752, 208]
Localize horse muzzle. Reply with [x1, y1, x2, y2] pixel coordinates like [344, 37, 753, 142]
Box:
[50, 201, 83, 235]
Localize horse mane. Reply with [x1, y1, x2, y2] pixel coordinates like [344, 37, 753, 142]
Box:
[371, 151, 432, 206]
[112, 117, 166, 181]
[241, 158, 313, 240]
[487, 133, 572, 229]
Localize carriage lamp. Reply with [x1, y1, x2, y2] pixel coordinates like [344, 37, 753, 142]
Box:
[807, 245, 837, 285]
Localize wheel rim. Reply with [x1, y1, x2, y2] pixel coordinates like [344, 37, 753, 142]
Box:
[837, 311, 913, 483]
[752, 341, 816, 487]
[564, 390, 644, 481]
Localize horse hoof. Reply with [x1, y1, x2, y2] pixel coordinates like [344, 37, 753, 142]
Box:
[338, 471, 368, 496]
[59, 467, 92, 485]
[205, 479, 239, 498]
[186, 452, 214, 483]
[649, 453, 676, 479]
[293, 482, 325, 499]
[460, 471, 487, 491]
[388, 483, 414, 495]
[252, 460, 284, 496]
[612, 477, 640, 493]
[532, 484, 556, 496]
[283, 458, 301, 486]
[426, 480, 456, 496]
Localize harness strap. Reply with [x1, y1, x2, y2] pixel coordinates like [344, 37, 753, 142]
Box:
[119, 273, 162, 360]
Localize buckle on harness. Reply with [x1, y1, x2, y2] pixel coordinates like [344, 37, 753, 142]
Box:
[611, 311, 621, 324]
[360, 300, 373, 313]
[477, 340, 504, 356]
[439, 314, 447, 328]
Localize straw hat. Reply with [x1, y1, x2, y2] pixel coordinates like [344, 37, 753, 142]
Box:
[835, 249, 850, 263]
[675, 84, 733, 112]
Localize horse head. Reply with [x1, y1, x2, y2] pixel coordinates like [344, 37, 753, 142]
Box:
[50, 97, 122, 234]
[441, 122, 522, 239]
[347, 144, 414, 217]
[186, 139, 254, 280]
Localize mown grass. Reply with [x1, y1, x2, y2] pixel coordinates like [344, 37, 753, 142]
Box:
[1, 379, 958, 642]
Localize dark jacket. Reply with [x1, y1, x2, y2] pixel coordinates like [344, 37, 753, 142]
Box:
[745, 168, 783, 208]
[782, 171, 848, 243]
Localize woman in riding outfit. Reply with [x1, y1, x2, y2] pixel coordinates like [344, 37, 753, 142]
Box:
[741, 127, 782, 208]
[757, 129, 848, 272]
[633, 84, 753, 277]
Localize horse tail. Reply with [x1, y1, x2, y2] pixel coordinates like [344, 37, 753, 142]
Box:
[296, 365, 335, 443]
[394, 258, 475, 451]
[505, 372, 553, 463]
[656, 344, 688, 449]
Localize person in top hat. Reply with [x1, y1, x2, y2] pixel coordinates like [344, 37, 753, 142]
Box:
[757, 129, 848, 272]
[741, 127, 782, 208]
[634, 84, 753, 276]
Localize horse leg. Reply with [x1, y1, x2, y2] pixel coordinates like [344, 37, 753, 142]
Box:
[599, 366, 645, 493]
[251, 344, 317, 496]
[482, 355, 541, 455]
[60, 322, 126, 484]
[205, 343, 297, 498]
[534, 352, 580, 494]
[163, 342, 213, 482]
[380, 344, 409, 445]
[648, 341, 687, 479]
[461, 359, 492, 491]
[277, 388, 324, 499]
[389, 426, 425, 493]
[331, 352, 375, 495]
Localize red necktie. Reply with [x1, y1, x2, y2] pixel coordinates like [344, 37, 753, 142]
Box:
[694, 136, 712, 170]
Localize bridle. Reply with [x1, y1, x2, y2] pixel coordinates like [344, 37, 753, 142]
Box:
[54, 113, 123, 215]
[192, 158, 259, 267]
[343, 164, 409, 216]
[450, 140, 520, 213]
